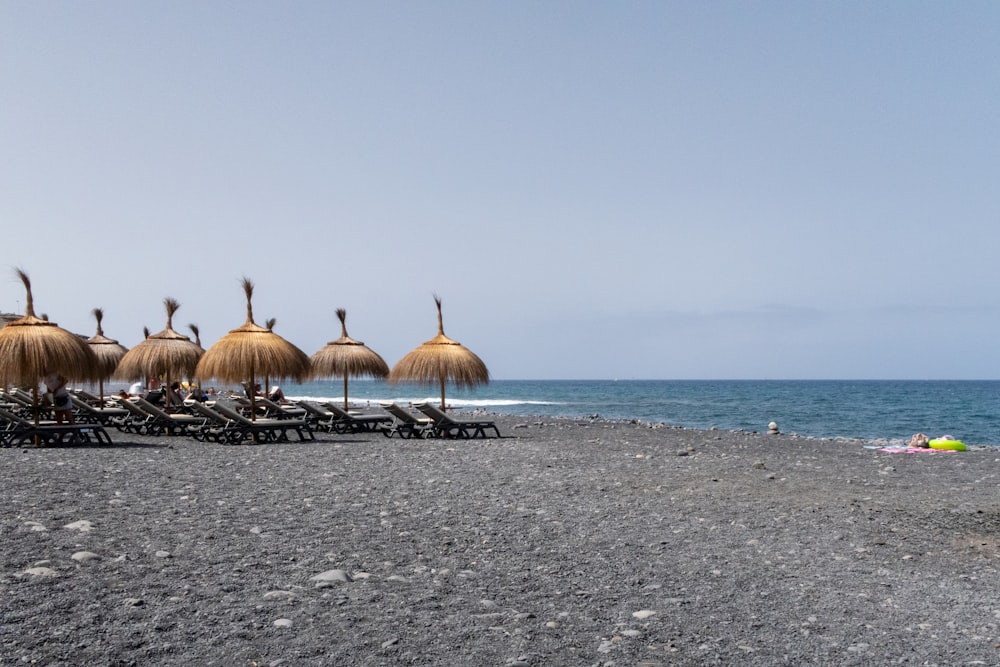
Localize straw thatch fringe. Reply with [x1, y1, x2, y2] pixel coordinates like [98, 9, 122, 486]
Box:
[116, 297, 203, 382]
[309, 308, 389, 410]
[0, 269, 101, 387]
[194, 278, 311, 386]
[87, 308, 129, 379]
[388, 296, 488, 408]
[310, 309, 390, 378]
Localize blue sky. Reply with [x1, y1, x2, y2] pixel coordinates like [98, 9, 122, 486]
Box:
[2, 2, 998, 380]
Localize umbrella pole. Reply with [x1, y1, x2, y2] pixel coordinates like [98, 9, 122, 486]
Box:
[99, 378, 105, 410]
[249, 367, 257, 422]
[343, 373, 349, 411]
[440, 376, 446, 411]
[32, 386, 40, 447]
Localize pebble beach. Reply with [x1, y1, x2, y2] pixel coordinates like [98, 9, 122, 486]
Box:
[3, 414, 999, 666]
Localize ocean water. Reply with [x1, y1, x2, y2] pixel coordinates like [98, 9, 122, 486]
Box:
[275, 379, 1000, 447]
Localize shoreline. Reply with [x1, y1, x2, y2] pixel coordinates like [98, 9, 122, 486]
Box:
[280, 378, 1000, 447]
[3, 415, 999, 664]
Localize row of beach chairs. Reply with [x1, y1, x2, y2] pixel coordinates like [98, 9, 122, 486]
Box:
[0, 388, 502, 446]
[295, 400, 500, 439]
[0, 388, 115, 447]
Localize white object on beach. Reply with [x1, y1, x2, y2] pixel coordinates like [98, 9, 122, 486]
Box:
[71, 551, 100, 562]
[64, 520, 94, 532]
[768, 421, 778, 431]
[310, 569, 351, 583]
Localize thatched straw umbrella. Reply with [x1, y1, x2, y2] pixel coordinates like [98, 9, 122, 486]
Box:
[116, 298, 203, 408]
[388, 296, 489, 410]
[194, 278, 311, 420]
[0, 269, 101, 429]
[86, 308, 129, 406]
[311, 308, 390, 410]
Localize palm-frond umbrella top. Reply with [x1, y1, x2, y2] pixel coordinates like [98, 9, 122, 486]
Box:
[116, 297, 203, 406]
[195, 278, 310, 420]
[0, 269, 101, 425]
[388, 296, 489, 409]
[311, 308, 390, 410]
[87, 307, 129, 404]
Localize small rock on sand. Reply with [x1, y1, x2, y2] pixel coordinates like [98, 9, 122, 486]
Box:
[64, 520, 94, 532]
[23, 567, 58, 577]
[71, 551, 100, 562]
[309, 569, 351, 583]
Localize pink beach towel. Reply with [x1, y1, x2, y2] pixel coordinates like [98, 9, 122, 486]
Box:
[879, 447, 956, 454]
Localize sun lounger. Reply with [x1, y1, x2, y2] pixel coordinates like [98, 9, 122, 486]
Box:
[69, 394, 130, 427]
[111, 397, 159, 434]
[294, 401, 339, 433]
[0, 406, 114, 447]
[186, 401, 252, 444]
[70, 388, 107, 406]
[378, 402, 435, 439]
[414, 402, 501, 439]
[252, 396, 307, 419]
[131, 397, 208, 436]
[321, 402, 392, 434]
[112, 397, 202, 436]
[210, 400, 315, 443]
[5, 388, 53, 419]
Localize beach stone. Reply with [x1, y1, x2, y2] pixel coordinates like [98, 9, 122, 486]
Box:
[632, 610, 656, 619]
[64, 520, 94, 532]
[23, 567, 58, 577]
[123, 598, 144, 607]
[263, 590, 295, 600]
[71, 551, 100, 562]
[23, 521, 47, 532]
[273, 618, 293, 628]
[155, 550, 172, 559]
[310, 569, 351, 583]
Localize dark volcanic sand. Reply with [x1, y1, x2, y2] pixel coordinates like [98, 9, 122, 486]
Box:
[2, 416, 999, 666]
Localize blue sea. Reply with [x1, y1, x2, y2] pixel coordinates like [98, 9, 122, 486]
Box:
[275, 379, 1000, 447]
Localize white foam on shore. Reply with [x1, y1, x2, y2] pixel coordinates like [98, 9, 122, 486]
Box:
[286, 395, 559, 408]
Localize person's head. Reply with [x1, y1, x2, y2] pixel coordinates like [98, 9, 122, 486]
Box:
[170, 382, 180, 391]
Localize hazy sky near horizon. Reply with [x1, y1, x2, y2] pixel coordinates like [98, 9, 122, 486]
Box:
[2, 2, 999, 381]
